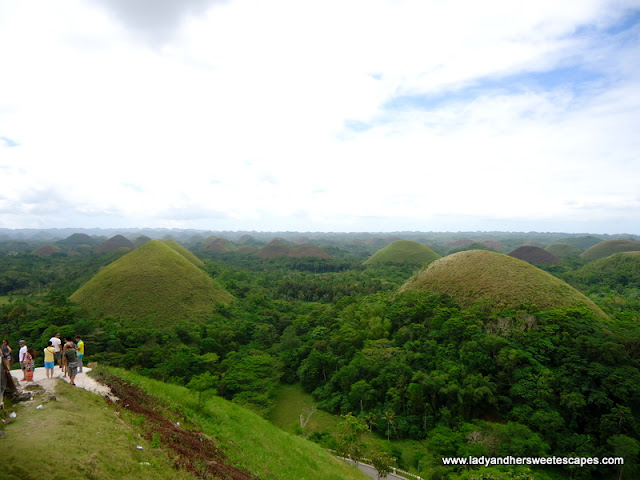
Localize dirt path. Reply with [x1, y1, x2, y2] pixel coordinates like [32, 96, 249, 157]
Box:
[10, 366, 117, 400]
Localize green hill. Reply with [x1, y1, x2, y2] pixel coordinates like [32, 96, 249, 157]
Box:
[205, 237, 238, 253]
[581, 239, 640, 261]
[400, 250, 607, 319]
[364, 239, 440, 265]
[95, 234, 135, 254]
[32, 244, 63, 256]
[70, 240, 232, 327]
[3, 368, 367, 480]
[557, 235, 602, 249]
[571, 251, 640, 290]
[545, 243, 583, 258]
[162, 240, 204, 267]
[256, 239, 330, 259]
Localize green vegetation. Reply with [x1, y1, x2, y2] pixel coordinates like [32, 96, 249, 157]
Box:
[163, 239, 205, 267]
[70, 240, 233, 327]
[545, 243, 583, 258]
[581, 239, 640, 261]
[2, 381, 196, 480]
[3, 230, 640, 480]
[364, 240, 441, 266]
[106, 367, 368, 480]
[400, 250, 607, 319]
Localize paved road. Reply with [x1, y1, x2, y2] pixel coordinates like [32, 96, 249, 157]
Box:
[341, 457, 415, 480]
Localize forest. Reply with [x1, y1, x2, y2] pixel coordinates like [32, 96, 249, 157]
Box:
[1, 230, 640, 480]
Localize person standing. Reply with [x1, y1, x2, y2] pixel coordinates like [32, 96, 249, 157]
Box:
[63, 340, 79, 386]
[18, 340, 28, 381]
[50, 332, 62, 368]
[25, 348, 35, 381]
[1, 339, 11, 371]
[44, 341, 56, 379]
[75, 335, 84, 373]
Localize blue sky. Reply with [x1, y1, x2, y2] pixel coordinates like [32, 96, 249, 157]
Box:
[0, 0, 639, 233]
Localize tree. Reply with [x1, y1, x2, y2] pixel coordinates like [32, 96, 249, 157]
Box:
[337, 413, 368, 464]
[370, 450, 394, 479]
[186, 372, 217, 407]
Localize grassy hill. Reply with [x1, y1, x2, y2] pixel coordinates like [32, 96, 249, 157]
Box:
[205, 237, 238, 253]
[400, 250, 608, 319]
[70, 240, 233, 327]
[162, 240, 205, 267]
[95, 234, 136, 254]
[256, 239, 330, 259]
[104, 368, 368, 480]
[2, 368, 367, 480]
[32, 244, 63, 256]
[508, 245, 561, 265]
[545, 243, 583, 258]
[581, 239, 640, 261]
[364, 240, 440, 265]
[571, 251, 640, 290]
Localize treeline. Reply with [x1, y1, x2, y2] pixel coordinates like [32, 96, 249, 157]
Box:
[2, 251, 640, 479]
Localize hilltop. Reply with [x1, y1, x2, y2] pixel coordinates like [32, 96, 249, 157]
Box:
[256, 239, 330, 259]
[581, 239, 640, 261]
[545, 243, 582, 258]
[571, 251, 640, 290]
[70, 240, 232, 327]
[95, 234, 135, 254]
[364, 239, 440, 265]
[508, 245, 561, 265]
[400, 250, 608, 318]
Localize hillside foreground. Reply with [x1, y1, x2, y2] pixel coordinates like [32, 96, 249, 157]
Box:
[1, 367, 368, 480]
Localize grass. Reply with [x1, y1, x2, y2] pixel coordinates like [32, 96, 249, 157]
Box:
[400, 250, 608, 319]
[163, 240, 205, 266]
[268, 384, 342, 436]
[364, 240, 440, 266]
[70, 240, 233, 328]
[1, 381, 195, 480]
[108, 368, 368, 480]
[581, 239, 640, 261]
[545, 243, 582, 258]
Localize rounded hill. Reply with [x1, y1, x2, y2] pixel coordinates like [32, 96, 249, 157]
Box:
[545, 243, 582, 258]
[581, 239, 640, 261]
[508, 246, 560, 265]
[256, 239, 330, 259]
[400, 250, 607, 319]
[572, 251, 640, 290]
[70, 240, 233, 327]
[163, 240, 204, 267]
[364, 240, 440, 265]
[95, 235, 135, 254]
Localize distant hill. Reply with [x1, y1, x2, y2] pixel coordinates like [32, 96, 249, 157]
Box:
[571, 251, 640, 290]
[70, 240, 233, 327]
[558, 235, 603, 249]
[508, 246, 561, 265]
[32, 244, 63, 256]
[400, 250, 607, 319]
[56, 233, 99, 249]
[205, 237, 238, 253]
[256, 239, 330, 259]
[95, 234, 135, 254]
[364, 240, 440, 265]
[581, 239, 640, 261]
[134, 235, 152, 247]
[545, 243, 583, 258]
[163, 240, 204, 267]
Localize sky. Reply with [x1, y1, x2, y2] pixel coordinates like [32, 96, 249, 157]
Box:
[1, 0, 639, 234]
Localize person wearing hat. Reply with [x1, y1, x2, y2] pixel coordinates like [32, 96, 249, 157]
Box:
[18, 340, 28, 381]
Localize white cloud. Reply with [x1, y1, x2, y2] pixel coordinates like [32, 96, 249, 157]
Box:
[0, 0, 639, 232]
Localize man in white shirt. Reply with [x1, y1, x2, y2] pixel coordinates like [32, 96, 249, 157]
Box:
[19, 340, 28, 381]
[50, 332, 62, 368]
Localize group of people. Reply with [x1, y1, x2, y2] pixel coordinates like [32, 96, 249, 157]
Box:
[1, 333, 85, 386]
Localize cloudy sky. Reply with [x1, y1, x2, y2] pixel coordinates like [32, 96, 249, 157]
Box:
[1, 0, 639, 233]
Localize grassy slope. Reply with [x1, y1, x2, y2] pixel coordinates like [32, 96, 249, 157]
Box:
[70, 240, 233, 327]
[365, 240, 440, 265]
[111, 368, 368, 480]
[581, 239, 640, 261]
[2, 381, 195, 480]
[572, 251, 640, 287]
[163, 239, 205, 267]
[401, 250, 608, 319]
[545, 243, 582, 258]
